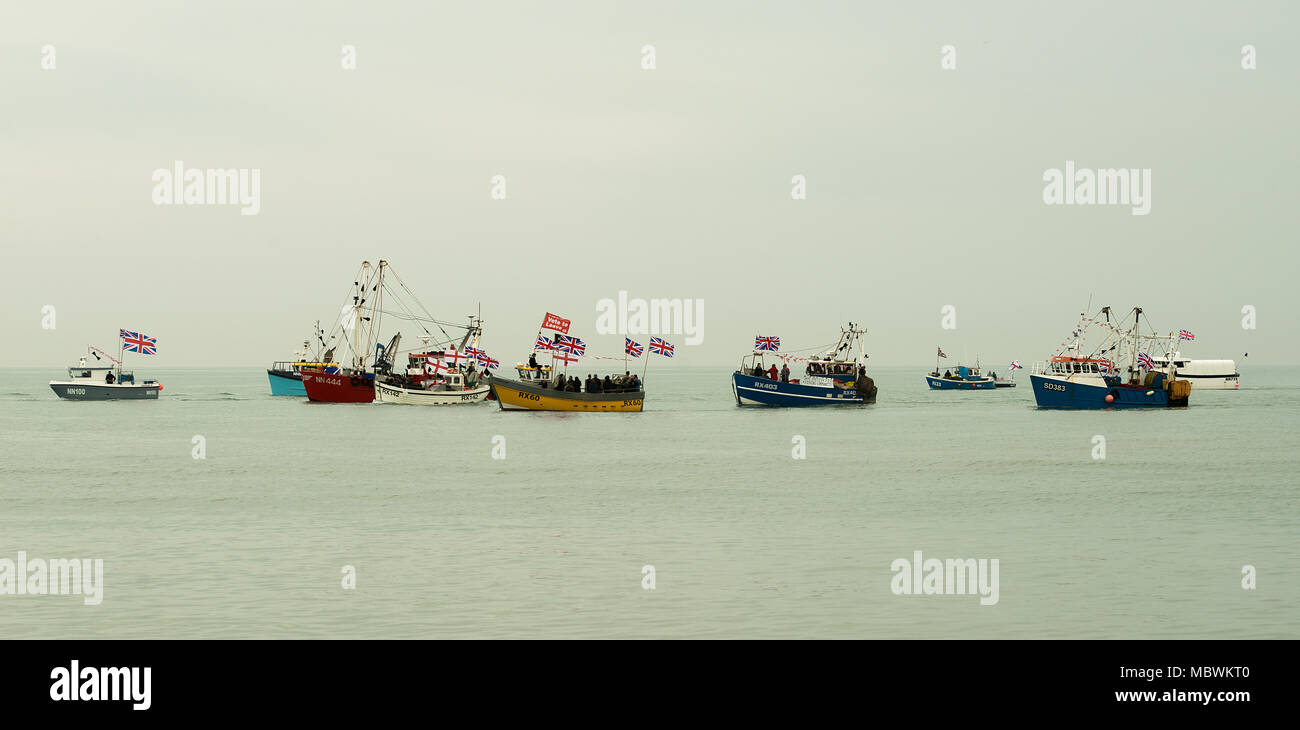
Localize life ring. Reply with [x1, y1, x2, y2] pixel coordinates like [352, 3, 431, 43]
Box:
[350, 377, 361, 387]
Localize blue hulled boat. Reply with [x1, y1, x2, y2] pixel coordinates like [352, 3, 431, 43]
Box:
[731, 324, 877, 407]
[267, 325, 339, 396]
[925, 364, 996, 390]
[1029, 306, 1190, 409]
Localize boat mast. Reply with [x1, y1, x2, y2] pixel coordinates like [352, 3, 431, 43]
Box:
[1129, 307, 1142, 382]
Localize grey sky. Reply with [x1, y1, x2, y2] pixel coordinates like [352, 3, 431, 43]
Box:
[3, 1, 1296, 368]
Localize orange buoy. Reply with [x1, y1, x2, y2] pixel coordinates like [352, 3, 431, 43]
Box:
[1104, 394, 1114, 403]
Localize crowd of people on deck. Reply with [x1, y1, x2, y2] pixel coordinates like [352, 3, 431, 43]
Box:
[539, 371, 642, 393]
[749, 359, 866, 383]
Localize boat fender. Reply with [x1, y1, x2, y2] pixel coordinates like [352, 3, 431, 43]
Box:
[1105, 393, 1114, 403]
[350, 377, 361, 387]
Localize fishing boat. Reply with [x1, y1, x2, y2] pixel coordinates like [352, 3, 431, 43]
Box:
[1029, 306, 1191, 409]
[926, 365, 995, 389]
[925, 348, 996, 390]
[267, 323, 339, 396]
[50, 341, 162, 401]
[373, 342, 491, 405]
[1150, 353, 1240, 390]
[488, 317, 647, 412]
[731, 324, 877, 406]
[489, 365, 644, 412]
[300, 261, 385, 403]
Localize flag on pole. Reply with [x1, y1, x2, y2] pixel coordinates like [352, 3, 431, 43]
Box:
[552, 351, 579, 366]
[425, 357, 451, 375]
[755, 335, 780, 351]
[482, 356, 500, 370]
[464, 346, 484, 359]
[1178, 329, 1195, 341]
[1137, 352, 1155, 371]
[534, 335, 553, 351]
[120, 330, 157, 355]
[541, 312, 571, 334]
[555, 334, 586, 356]
[443, 347, 470, 365]
[625, 338, 644, 358]
[1009, 360, 1023, 370]
[649, 337, 674, 357]
[937, 346, 948, 359]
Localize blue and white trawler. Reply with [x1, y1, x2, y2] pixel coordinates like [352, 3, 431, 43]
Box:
[1029, 306, 1190, 409]
[731, 324, 877, 407]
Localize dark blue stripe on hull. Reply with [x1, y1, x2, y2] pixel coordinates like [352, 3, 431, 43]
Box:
[732, 372, 865, 406]
[925, 376, 996, 390]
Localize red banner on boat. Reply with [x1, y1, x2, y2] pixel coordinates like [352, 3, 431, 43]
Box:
[541, 312, 570, 334]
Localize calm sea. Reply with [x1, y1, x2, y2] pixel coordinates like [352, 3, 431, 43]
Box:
[1, 365, 1296, 638]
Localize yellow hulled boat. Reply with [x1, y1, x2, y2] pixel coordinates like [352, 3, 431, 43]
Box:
[488, 364, 644, 412]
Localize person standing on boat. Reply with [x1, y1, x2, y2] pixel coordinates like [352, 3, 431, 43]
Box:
[766, 364, 778, 380]
[105, 371, 115, 384]
[780, 363, 790, 382]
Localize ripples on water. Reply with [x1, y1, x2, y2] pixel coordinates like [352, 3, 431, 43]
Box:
[1, 367, 1296, 638]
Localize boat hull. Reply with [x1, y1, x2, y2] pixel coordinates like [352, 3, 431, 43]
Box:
[1030, 374, 1187, 409]
[375, 381, 490, 405]
[49, 381, 160, 401]
[301, 369, 375, 403]
[489, 376, 643, 412]
[732, 372, 874, 406]
[925, 375, 996, 390]
[1176, 372, 1240, 390]
[267, 369, 306, 396]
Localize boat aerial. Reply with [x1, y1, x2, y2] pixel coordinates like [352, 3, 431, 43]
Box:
[488, 313, 647, 412]
[732, 324, 877, 406]
[267, 321, 340, 396]
[1029, 306, 1191, 409]
[50, 336, 162, 401]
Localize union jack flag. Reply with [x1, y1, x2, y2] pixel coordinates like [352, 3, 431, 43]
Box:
[1098, 362, 1111, 373]
[1137, 352, 1155, 371]
[534, 335, 553, 351]
[1009, 360, 1023, 370]
[552, 351, 579, 365]
[649, 337, 674, 357]
[555, 334, 586, 356]
[937, 347, 947, 358]
[464, 346, 484, 359]
[625, 338, 643, 358]
[1179, 329, 1195, 341]
[120, 330, 157, 355]
[482, 356, 500, 370]
[755, 335, 780, 351]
